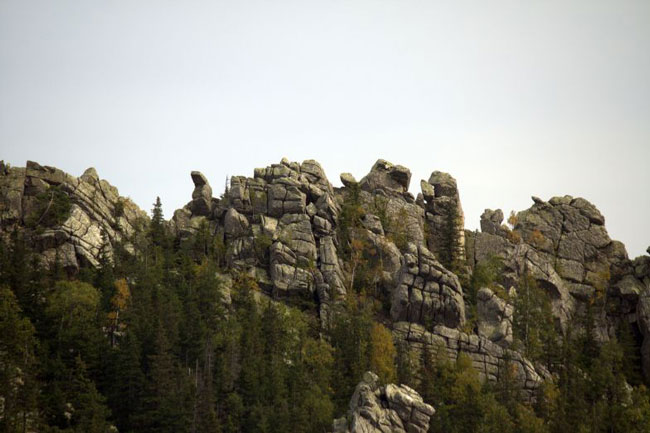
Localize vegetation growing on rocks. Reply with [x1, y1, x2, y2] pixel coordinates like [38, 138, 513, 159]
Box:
[1, 158, 650, 433]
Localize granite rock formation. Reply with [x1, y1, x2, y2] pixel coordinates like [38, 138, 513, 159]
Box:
[332, 371, 435, 433]
[0, 160, 147, 272]
[3, 156, 648, 391]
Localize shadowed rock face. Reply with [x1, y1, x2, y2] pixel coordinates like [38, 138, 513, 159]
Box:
[0, 160, 148, 272]
[359, 159, 411, 194]
[421, 171, 466, 271]
[392, 321, 548, 399]
[390, 242, 465, 329]
[467, 195, 650, 380]
[477, 287, 514, 347]
[332, 371, 435, 433]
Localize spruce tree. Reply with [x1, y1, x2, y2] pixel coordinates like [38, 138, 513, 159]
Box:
[150, 196, 166, 247]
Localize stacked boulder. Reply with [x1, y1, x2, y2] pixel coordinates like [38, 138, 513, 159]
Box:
[171, 158, 346, 322]
[332, 371, 435, 433]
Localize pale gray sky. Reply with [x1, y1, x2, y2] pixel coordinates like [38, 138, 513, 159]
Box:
[1, 1, 649, 257]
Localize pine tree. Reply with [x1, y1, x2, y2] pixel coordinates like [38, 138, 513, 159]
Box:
[106, 331, 145, 432]
[150, 196, 166, 247]
[67, 356, 112, 433]
[140, 323, 193, 433]
[0, 287, 40, 432]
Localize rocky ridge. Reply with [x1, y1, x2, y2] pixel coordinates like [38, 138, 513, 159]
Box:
[2, 157, 649, 397]
[0, 160, 147, 272]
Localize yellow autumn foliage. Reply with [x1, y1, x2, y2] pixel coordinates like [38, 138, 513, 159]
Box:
[369, 323, 396, 383]
[111, 278, 130, 311]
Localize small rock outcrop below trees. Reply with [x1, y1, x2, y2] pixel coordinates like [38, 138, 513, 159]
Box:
[332, 371, 435, 433]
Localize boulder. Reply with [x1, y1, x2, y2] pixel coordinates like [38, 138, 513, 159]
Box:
[189, 171, 213, 216]
[332, 371, 434, 433]
[359, 159, 411, 194]
[428, 171, 458, 198]
[340, 173, 357, 187]
[480, 208, 507, 236]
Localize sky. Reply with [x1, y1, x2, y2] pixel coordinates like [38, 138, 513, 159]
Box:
[1, 1, 649, 258]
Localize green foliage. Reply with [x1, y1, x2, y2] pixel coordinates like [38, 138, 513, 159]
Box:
[369, 322, 396, 383]
[0, 287, 40, 432]
[336, 182, 364, 261]
[25, 185, 72, 229]
[253, 232, 273, 265]
[511, 273, 557, 365]
[149, 196, 166, 247]
[329, 295, 375, 411]
[45, 281, 104, 362]
[421, 350, 521, 433]
[469, 256, 504, 296]
[112, 198, 125, 219]
[432, 200, 463, 274]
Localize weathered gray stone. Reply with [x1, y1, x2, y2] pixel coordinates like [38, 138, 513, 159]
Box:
[477, 287, 513, 347]
[637, 289, 650, 381]
[390, 243, 465, 329]
[1, 161, 148, 272]
[224, 208, 249, 238]
[333, 371, 434, 433]
[422, 171, 466, 267]
[420, 179, 435, 202]
[340, 173, 357, 187]
[480, 209, 506, 236]
[359, 159, 411, 193]
[361, 214, 384, 235]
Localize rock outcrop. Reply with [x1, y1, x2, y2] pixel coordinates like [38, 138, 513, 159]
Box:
[4, 156, 647, 391]
[477, 287, 514, 347]
[392, 322, 546, 399]
[467, 195, 650, 379]
[0, 160, 147, 271]
[421, 171, 466, 270]
[390, 242, 465, 329]
[170, 158, 345, 323]
[332, 371, 435, 433]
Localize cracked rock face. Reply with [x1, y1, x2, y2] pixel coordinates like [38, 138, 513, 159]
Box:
[171, 158, 345, 323]
[422, 171, 466, 269]
[390, 243, 466, 329]
[0, 160, 148, 272]
[477, 287, 514, 347]
[359, 159, 411, 194]
[332, 371, 435, 433]
[392, 322, 548, 399]
[467, 195, 650, 379]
